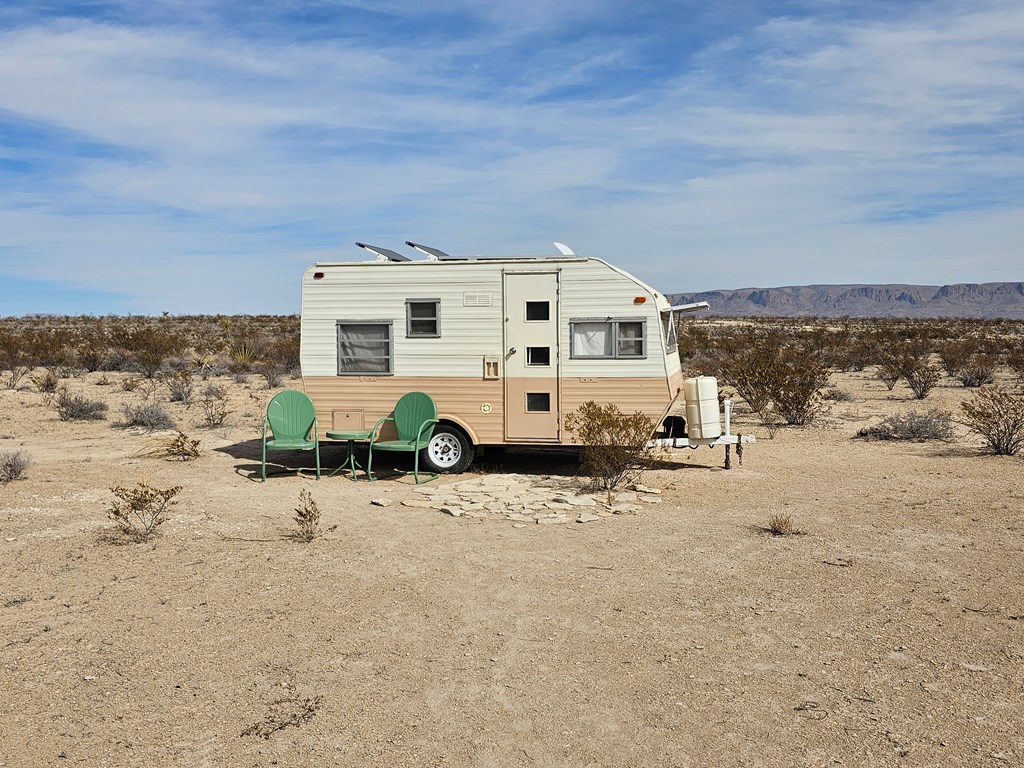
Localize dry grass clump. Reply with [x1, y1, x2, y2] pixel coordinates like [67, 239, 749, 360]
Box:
[855, 409, 955, 442]
[107, 482, 181, 542]
[0, 450, 31, 483]
[762, 511, 804, 537]
[199, 384, 232, 427]
[137, 431, 201, 461]
[292, 489, 326, 542]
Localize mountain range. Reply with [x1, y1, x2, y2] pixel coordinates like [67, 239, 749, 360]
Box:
[665, 282, 1024, 319]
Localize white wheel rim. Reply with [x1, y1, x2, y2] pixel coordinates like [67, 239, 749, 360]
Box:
[428, 434, 462, 468]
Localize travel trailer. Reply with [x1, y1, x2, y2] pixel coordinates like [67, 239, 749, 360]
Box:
[300, 242, 746, 473]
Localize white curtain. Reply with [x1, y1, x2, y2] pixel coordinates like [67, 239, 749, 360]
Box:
[572, 322, 612, 356]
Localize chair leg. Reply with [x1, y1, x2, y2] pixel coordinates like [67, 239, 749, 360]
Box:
[314, 443, 321, 480]
[261, 439, 267, 482]
[367, 445, 375, 482]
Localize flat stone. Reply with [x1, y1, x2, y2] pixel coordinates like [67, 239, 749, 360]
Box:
[612, 491, 637, 502]
[439, 507, 464, 517]
[370, 498, 392, 507]
[610, 504, 638, 515]
[576, 512, 601, 524]
[631, 484, 661, 495]
[401, 499, 437, 508]
[563, 496, 598, 507]
[511, 523, 528, 528]
[536, 515, 569, 525]
[544, 501, 573, 511]
[638, 494, 661, 504]
[506, 513, 534, 522]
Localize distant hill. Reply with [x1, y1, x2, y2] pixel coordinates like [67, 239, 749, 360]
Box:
[666, 282, 1024, 319]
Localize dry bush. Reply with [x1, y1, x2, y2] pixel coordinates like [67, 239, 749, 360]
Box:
[199, 384, 232, 427]
[904, 360, 941, 400]
[163, 370, 195, 404]
[0, 450, 31, 483]
[293, 489, 322, 542]
[137, 431, 201, 461]
[107, 482, 181, 541]
[119, 325, 185, 378]
[118, 402, 177, 431]
[565, 401, 653, 502]
[54, 386, 108, 421]
[961, 388, 1024, 456]
[855, 408, 955, 442]
[955, 354, 998, 388]
[31, 371, 59, 393]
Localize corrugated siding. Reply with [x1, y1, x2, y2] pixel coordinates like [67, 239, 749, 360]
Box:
[301, 262, 504, 379]
[303, 375, 505, 444]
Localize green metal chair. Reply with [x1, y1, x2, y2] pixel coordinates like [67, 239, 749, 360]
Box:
[261, 390, 321, 481]
[367, 391, 439, 484]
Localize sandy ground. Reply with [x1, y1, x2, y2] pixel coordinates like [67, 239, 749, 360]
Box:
[1, 368, 1022, 767]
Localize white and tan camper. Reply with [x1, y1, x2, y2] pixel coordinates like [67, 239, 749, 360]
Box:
[300, 242, 728, 473]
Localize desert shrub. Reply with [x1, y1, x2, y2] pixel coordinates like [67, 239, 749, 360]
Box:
[855, 408, 955, 442]
[107, 482, 181, 541]
[961, 388, 1024, 455]
[938, 340, 975, 377]
[121, 376, 142, 392]
[199, 384, 232, 427]
[904, 359, 941, 400]
[255, 334, 300, 389]
[955, 354, 998, 388]
[120, 326, 185, 378]
[0, 450, 31, 483]
[164, 370, 194, 404]
[716, 330, 778, 413]
[199, 384, 232, 426]
[0, 328, 31, 389]
[821, 386, 854, 403]
[31, 371, 59, 393]
[54, 386, 108, 421]
[137, 431, 201, 461]
[565, 401, 654, 502]
[875, 358, 902, 391]
[766, 349, 831, 426]
[1006, 346, 1024, 384]
[293, 489, 322, 542]
[118, 402, 176, 430]
[72, 325, 111, 372]
[21, 328, 75, 378]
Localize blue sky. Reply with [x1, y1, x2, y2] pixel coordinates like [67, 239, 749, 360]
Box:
[1, 0, 1021, 315]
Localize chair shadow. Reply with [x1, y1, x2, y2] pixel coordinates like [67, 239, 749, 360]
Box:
[214, 439, 405, 481]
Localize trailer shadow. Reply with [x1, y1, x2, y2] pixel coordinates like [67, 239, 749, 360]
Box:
[216, 441, 710, 482]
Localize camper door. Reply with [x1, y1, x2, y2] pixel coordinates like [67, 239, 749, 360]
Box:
[503, 271, 560, 441]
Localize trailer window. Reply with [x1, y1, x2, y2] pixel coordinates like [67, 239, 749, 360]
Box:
[570, 319, 646, 359]
[336, 321, 393, 375]
[526, 347, 551, 366]
[406, 299, 440, 337]
[525, 301, 550, 322]
[661, 311, 678, 352]
[526, 392, 551, 412]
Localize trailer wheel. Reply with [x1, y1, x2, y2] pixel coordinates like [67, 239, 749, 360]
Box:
[421, 425, 474, 474]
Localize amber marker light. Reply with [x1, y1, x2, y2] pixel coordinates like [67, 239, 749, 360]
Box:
[633, 296, 647, 304]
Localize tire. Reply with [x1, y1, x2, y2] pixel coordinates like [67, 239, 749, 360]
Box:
[421, 424, 474, 474]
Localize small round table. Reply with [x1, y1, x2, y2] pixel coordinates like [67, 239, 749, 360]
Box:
[325, 429, 374, 480]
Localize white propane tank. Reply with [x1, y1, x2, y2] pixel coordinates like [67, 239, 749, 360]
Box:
[683, 376, 722, 439]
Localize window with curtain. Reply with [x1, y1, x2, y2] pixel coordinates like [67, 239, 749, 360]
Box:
[570, 319, 646, 359]
[337, 321, 393, 374]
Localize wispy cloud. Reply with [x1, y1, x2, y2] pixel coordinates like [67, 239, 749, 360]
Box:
[0, 0, 1021, 313]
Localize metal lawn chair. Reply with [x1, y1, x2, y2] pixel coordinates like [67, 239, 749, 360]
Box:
[261, 390, 321, 481]
[366, 391, 439, 484]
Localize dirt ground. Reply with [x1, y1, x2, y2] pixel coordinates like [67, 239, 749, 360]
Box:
[1, 368, 1022, 768]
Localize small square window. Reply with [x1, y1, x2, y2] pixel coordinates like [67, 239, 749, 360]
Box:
[525, 301, 550, 321]
[526, 392, 551, 412]
[526, 347, 551, 366]
[406, 299, 440, 337]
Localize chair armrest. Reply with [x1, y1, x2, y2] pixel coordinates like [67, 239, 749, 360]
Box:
[415, 418, 440, 442]
[369, 416, 396, 442]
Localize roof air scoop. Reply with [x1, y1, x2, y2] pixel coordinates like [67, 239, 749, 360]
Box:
[406, 241, 451, 261]
[553, 242, 576, 256]
[355, 242, 410, 262]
